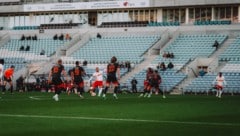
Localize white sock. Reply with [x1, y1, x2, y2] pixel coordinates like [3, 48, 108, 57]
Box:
[219, 91, 222, 97]
[113, 93, 117, 97]
[98, 88, 102, 96]
[216, 91, 219, 97]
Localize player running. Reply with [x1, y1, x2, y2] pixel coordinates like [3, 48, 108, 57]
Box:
[102, 56, 120, 99]
[212, 72, 227, 98]
[139, 67, 154, 98]
[88, 67, 104, 97]
[2, 65, 15, 94]
[48, 59, 68, 101]
[71, 61, 86, 98]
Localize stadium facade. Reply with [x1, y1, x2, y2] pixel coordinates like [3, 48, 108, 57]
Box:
[0, 0, 239, 29]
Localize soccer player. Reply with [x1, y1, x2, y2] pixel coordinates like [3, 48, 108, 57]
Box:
[71, 61, 86, 98]
[0, 59, 4, 94]
[139, 67, 154, 98]
[102, 56, 120, 99]
[213, 72, 227, 98]
[48, 59, 68, 101]
[152, 70, 166, 98]
[2, 65, 15, 94]
[88, 67, 104, 97]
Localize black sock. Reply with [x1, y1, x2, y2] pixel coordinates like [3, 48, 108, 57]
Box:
[104, 87, 109, 94]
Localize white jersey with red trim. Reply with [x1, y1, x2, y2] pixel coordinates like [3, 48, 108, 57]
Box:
[92, 71, 103, 81]
[216, 75, 226, 87]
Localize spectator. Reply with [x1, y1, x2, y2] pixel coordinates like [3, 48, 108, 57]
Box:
[59, 34, 64, 40]
[25, 45, 30, 51]
[167, 62, 174, 69]
[65, 33, 71, 40]
[131, 77, 138, 93]
[20, 34, 25, 40]
[19, 45, 24, 51]
[162, 52, 168, 58]
[53, 34, 58, 40]
[213, 40, 219, 50]
[97, 33, 102, 39]
[159, 62, 166, 71]
[169, 52, 174, 58]
[32, 35, 37, 40]
[40, 49, 45, 55]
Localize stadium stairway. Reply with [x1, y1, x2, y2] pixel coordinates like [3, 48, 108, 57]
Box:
[171, 36, 235, 95]
[119, 54, 159, 84]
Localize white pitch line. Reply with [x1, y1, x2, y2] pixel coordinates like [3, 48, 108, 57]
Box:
[29, 96, 43, 100]
[0, 113, 239, 127]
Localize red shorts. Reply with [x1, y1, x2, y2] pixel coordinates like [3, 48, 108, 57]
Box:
[215, 85, 223, 90]
[92, 81, 103, 89]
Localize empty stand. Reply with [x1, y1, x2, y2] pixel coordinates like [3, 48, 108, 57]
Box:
[70, 34, 161, 64]
[152, 34, 228, 71]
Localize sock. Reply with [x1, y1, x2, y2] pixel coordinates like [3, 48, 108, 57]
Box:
[103, 87, 109, 94]
[10, 86, 13, 93]
[2, 85, 6, 93]
[98, 88, 102, 96]
[219, 90, 222, 97]
[113, 86, 118, 94]
[216, 91, 219, 97]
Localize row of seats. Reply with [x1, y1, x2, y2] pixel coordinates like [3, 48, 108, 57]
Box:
[13, 26, 39, 30]
[219, 37, 240, 61]
[98, 21, 148, 28]
[148, 21, 180, 27]
[194, 20, 231, 25]
[1, 38, 68, 56]
[184, 73, 240, 94]
[151, 34, 227, 71]
[70, 35, 160, 64]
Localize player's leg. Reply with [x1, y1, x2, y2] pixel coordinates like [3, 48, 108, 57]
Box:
[53, 85, 60, 101]
[78, 82, 84, 98]
[218, 86, 223, 98]
[2, 78, 7, 94]
[113, 82, 119, 99]
[98, 81, 103, 97]
[9, 81, 13, 94]
[103, 82, 110, 98]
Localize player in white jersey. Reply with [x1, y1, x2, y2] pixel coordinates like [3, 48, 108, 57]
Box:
[0, 59, 4, 93]
[213, 72, 227, 98]
[88, 67, 104, 97]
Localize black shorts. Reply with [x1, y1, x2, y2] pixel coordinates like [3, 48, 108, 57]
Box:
[52, 77, 63, 85]
[4, 76, 12, 82]
[106, 74, 118, 83]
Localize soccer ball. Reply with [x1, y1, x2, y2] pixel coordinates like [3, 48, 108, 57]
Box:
[91, 92, 96, 96]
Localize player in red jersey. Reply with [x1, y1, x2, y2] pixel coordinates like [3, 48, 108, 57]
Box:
[48, 59, 68, 101]
[102, 56, 120, 99]
[71, 61, 86, 98]
[139, 67, 154, 98]
[2, 65, 15, 94]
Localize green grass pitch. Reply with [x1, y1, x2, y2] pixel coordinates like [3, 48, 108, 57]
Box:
[0, 92, 240, 136]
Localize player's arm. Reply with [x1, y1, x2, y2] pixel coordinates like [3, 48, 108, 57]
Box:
[48, 70, 52, 83]
[117, 67, 120, 80]
[62, 69, 68, 81]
